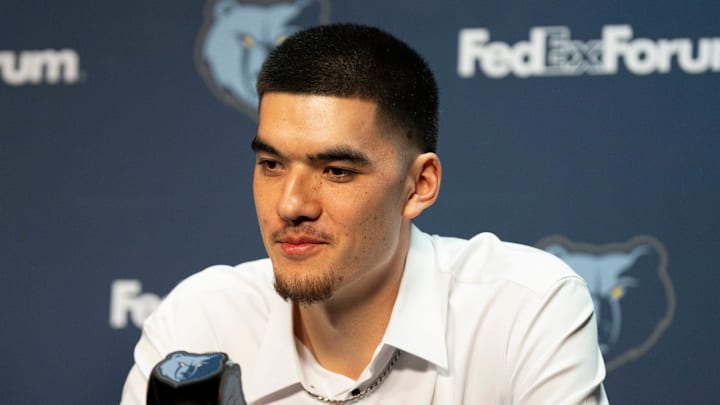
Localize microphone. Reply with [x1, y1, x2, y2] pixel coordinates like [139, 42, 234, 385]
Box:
[146, 351, 247, 405]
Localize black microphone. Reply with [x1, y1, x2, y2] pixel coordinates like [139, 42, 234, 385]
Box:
[146, 351, 247, 405]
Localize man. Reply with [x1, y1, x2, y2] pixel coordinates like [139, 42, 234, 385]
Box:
[122, 24, 608, 404]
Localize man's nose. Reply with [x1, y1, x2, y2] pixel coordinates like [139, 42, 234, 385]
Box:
[277, 171, 321, 223]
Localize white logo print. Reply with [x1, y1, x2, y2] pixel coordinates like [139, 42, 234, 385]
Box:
[109, 280, 162, 329]
[458, 25, 720, 78]
[0, 49, 80, 85]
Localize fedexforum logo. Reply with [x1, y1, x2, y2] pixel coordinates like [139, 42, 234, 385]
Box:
[109, 280, 162, 329]
[195, 0, 331, 119]
[537, 235, 676, 371]
[459, 25, 720, 78]
[0, 49, 80, 85]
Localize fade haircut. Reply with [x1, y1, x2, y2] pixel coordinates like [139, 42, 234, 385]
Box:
[256, 23, 439, 153]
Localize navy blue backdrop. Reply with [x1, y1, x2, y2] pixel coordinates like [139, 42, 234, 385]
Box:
[2, 1, 718, 403]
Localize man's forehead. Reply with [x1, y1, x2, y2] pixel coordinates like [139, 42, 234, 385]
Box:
[258, 93, 386, 138]
[258, 92, 379, 114]
[257, 93, 384, 135]
[255, 92, 416, 163]
[259, 91, 377, 104]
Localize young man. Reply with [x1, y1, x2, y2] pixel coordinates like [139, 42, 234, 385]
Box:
[122, 24, 608, 404]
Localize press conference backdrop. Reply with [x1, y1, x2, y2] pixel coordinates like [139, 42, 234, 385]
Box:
[1, 1, 717, 403]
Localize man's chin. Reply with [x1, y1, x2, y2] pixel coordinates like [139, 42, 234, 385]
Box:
[273, 281, 333, 304]
[272, 272, 341, 305]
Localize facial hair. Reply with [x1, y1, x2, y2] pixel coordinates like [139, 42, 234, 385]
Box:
[273, 267, 344, 304]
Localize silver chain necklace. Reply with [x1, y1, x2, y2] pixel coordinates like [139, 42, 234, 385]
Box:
[304, 349, 401, 404]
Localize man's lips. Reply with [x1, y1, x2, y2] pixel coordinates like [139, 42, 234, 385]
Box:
[276, 236, 327, 257]
[271, 226, 333, 257]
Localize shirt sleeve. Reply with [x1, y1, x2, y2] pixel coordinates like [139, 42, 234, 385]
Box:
[119, 300, 175, 405]
[507, 276, 609, 405]
[119, 263, 269, 405]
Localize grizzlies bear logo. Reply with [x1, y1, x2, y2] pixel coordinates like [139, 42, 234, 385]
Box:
[158, 351, 226, 384]
[195, 0, 331, 119]
[537, 235, 676, 371]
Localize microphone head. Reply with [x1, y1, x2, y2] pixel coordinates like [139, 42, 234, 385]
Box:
[147, 351, 247, 405]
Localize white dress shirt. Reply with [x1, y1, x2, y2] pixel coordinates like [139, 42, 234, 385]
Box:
[121, 225, 608, 404]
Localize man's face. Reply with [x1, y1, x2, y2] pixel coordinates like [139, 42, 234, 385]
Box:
[253, 93, 415, 304]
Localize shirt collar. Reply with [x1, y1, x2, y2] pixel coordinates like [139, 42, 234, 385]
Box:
[381, 224, 450, 370]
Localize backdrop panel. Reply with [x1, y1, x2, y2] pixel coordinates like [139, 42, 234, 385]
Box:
[1, 1, 718, 403]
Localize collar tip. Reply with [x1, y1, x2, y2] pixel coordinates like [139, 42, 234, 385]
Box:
[433, 358, 449, 371]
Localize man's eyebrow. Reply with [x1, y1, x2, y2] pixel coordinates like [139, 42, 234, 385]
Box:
[252, 137, 370, 165]
[251, 137, 283, 158]
[309, 145, 370, 165]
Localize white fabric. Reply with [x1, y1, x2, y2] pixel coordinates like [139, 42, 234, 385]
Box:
[121, 225, 608, 404]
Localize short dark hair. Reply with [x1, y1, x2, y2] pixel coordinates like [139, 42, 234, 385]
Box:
[256, 23, 439, 153]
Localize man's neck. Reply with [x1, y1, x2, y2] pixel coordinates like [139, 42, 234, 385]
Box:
[293, 230, 410, 379]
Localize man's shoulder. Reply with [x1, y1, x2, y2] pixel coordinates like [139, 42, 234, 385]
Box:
[172, 258, 275, 295]
[133, 258, 281, 381]
[427, 230, 581, 296]
[153, 258, 278, 321]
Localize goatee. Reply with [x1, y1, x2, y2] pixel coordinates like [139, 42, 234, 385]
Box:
[273, 271, 343, 305]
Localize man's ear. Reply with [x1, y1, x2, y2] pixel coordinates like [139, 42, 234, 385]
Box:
[402, 152, 442, 219]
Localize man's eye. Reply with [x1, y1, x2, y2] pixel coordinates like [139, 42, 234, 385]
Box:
[258, 160, 282, 175]
[324, 167, 355, 182]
